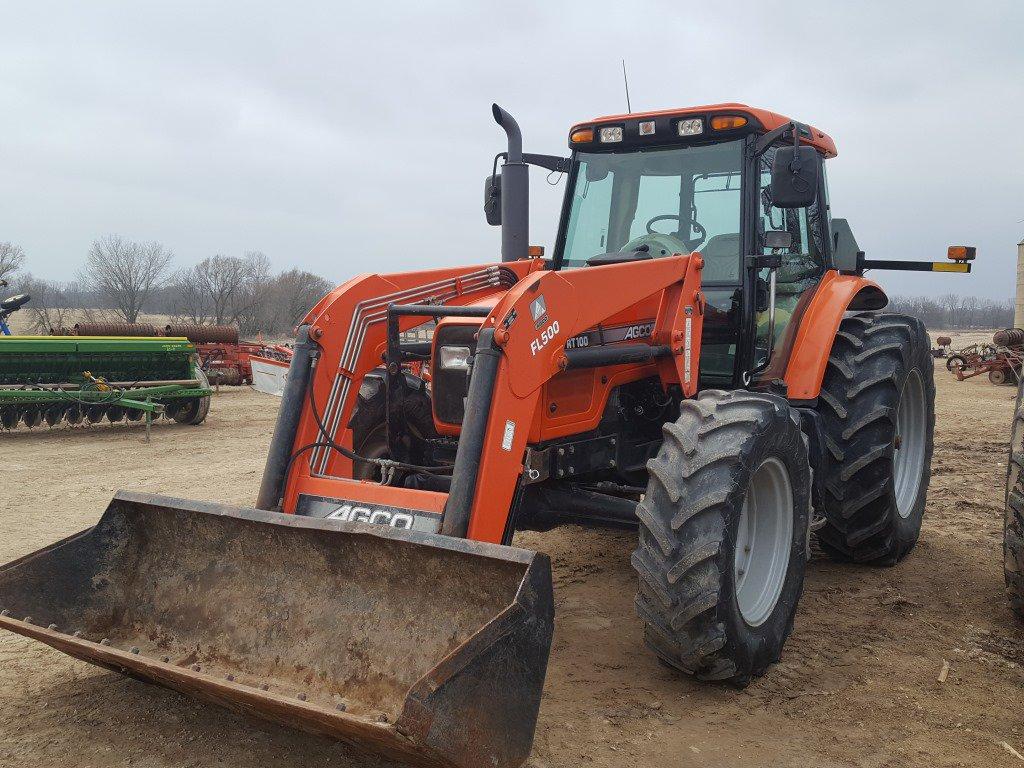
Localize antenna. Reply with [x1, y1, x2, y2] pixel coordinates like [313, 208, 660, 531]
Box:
[621, 59, 632, 113]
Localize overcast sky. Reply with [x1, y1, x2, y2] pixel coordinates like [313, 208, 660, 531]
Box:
[2, 1, 1022, 299]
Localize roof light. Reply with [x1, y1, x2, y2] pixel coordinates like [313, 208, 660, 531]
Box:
[677, 118, 703, 136]
[710, 115, 748, 130]
[947, 245, 976, 261]
[638, 120, 656, 136]
[570, 128, 594, 144]
[598, 126, 623, 143]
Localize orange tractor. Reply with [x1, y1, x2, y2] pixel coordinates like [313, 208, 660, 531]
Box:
[0, 103, 973, 767]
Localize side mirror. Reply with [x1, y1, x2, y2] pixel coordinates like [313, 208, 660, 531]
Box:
[764, 230, 792, 251]
[484, 173, 501, 226]
[770, 146, 819, 208]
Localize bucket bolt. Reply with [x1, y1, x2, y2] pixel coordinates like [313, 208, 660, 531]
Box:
[100, 638, 110, 645]
[48, 624, 58, 631]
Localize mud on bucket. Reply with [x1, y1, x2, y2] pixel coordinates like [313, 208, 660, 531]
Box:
[0, 491, 554, 768]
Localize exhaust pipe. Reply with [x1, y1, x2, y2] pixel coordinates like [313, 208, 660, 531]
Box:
[492, 104, 529, 263]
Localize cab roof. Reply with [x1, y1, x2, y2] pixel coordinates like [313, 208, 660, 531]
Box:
[571, 102, 837, 158]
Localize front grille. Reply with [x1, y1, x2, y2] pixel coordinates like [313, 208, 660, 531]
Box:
[432, 323, 479, 426]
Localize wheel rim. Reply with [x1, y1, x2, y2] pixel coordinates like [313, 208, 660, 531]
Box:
[894, 368, 926, 519]
[734, 456, 793, 627]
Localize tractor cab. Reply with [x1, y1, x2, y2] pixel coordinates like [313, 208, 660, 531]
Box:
[550, 104, 835, 388]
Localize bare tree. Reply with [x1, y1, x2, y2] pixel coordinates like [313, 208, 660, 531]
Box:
[82, 235, 173, 323]
[169, 266, 210, 324]
[164, 252, 334, 335]
[0, 242, 25, 285]
[231, 251, 275, 334]
[270, 268, 334, 331]
[11, 273, 77, 333]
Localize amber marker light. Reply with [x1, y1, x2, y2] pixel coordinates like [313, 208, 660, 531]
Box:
[710, 115, 749, 130]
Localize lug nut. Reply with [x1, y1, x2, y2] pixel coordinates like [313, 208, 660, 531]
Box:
[161, 656, 170, 663]
[297, 693, 307, 701]
[130, 647, 140, 654]
[378, 713, 389, 723]
[226, 674, 235, 682]
[336, 702, 347, 712]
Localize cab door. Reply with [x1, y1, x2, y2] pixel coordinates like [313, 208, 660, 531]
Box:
[750, 145, 829, 374]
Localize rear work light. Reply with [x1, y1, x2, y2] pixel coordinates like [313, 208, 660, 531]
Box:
[947, 245, 977, 261]
[677, 118, 703, 136]
[710, 115, 748, 130]
[598, 126, 623, 143]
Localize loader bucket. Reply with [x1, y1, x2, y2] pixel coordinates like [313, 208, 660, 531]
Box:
[0, 491, 553, 768]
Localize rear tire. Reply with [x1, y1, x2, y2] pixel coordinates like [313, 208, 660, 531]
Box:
[632, 390, 811, 686]
[172, 368, 211, 425]
[1005, 379, 1024, 617]
[815, 313, 934, 565]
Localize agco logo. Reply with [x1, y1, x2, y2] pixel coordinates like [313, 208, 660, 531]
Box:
[623, 322, 654, 340]
[326, 504, 414, 529]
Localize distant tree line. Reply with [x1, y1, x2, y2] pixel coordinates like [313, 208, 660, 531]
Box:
[886, 294, 1014, 330]
[1, 236, 334, 336]
[2, 236, 1015, 335]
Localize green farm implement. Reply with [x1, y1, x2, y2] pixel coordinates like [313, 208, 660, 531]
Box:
[0, 336, 212, 430]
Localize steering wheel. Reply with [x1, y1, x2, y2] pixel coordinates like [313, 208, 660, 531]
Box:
[644, 214, 707, 250]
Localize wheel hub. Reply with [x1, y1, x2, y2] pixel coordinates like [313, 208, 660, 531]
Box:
[893, 369, 926, 519]
[733, 456, 793, 627]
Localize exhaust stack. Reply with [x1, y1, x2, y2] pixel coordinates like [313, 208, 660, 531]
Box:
[492, 104, 529, 262]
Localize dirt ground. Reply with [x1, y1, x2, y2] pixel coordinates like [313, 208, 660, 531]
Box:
[2, 355, 1023, 768]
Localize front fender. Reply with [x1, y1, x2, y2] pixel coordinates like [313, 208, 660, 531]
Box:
[783, 270, 887, 400]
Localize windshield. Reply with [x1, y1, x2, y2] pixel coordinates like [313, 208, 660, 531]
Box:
[558, 140, 744, 282]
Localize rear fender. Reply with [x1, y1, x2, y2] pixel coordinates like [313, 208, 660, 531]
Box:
[783, 270, 887, 400]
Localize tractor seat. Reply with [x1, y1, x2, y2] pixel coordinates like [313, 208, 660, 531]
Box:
[699, 233, 741, 282]
[1, 294, 30, 312]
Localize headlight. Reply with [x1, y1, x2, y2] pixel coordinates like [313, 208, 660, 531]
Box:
[438, 345, 472, 371]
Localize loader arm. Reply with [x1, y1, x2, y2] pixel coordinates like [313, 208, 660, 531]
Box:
[264, 252, 703, 546]
[427, 253, 704, 543]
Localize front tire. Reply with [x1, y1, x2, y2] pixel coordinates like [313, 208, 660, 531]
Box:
[815, 313, 934, 565]
[632, 390, 811, 686]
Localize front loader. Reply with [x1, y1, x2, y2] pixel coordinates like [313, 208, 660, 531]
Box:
[0, 102, 974, 767]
